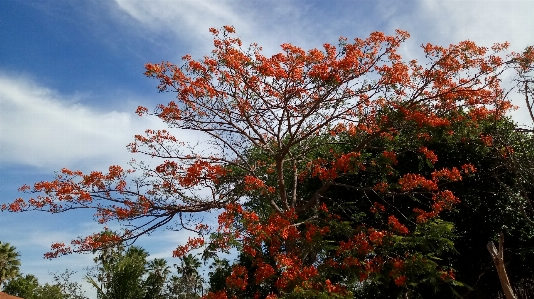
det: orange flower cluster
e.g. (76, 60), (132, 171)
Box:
(300, 152), (363, 182)
(243, 175), (275, 194)
(389, 258), (407, 286)
(399, 164), (475, 192)
(431, 167), (463, 182)
(413, 190), (461, 223)
(2, 198), (27, 212)
(201, 204), (350, 297)
(274, 254), (319, 289)
(255, 261), (276, 284)
(373, 182), (389, 193)
(398, 173), (438, 192)
(440, 269), (456, 281)
(172, 237), (205, 258)
(419, 146), (438, 164)
(388, 215), (409, 234)
(226, 265), (248, 291)
(382, 151), (398, 165)
(44, 242), (71, 259)
(44, 230), (122, 259)
(337, 230), (381, 256)
(370, 201), (386, 213)
(480, 134), (493, 146)
(179, 160), (227, 187)
(395, 164), (477, 223)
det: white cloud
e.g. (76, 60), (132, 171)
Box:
(0, 74), (172, 171)
(367, 1), (531, 66)
(112, 0), (331, 57)
(114, 0), (250, 49)
(0, 71), (222, 284)
(111, 0), (534, 76)
(418, 0), (534, 124)
(369, 1), (534, 126)
(416, 0), (533, 47)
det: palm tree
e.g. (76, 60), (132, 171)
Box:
(144, 258), (170, 299)
(0, 241), (21, 287)
(87, 245), (148, 299)
(173, 254), (203, 299)
(147, 258), (171, 282)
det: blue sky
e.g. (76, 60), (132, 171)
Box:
(1, 0), (533, 296)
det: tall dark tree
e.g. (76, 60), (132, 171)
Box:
(144, 258), (171, 299)
(214, 115), (534, 298)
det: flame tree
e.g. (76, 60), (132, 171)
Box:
(4, 26), (532, 298)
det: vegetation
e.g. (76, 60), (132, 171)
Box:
(87, 242), (209, 299)
(3, 271), (86, 299)
(0, 241), (21, 288)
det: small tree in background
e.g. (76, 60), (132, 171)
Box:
(0, 241), (21, 288)
(87, 245), (150, 299)
(167, 254), (204, 299)
(3, 272), (87, 299)
(3, 274), (40, 298)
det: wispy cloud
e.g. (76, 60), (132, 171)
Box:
(114, 0), (251, 51)
(417, 0), (534, 124)
(418, 0), (533, 46)
(0, 73), (171, 172)
(386, 0), (534, 51)
(111, 0), (342, 57)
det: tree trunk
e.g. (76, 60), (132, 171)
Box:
(487, 232), (517, 299)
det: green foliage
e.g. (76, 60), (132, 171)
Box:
(206, 114), (534, 298)
(87, 244), (206, 299)
(144, 258), (171, 299)
(325, 116), (534, 298)
(2, 272), (87, 299)
(207, 258), (231, 294)
(0, 241), (21, 287)
(280, 287), (353, 299)
(3, 274), (40, 298)
(34, 284), (65, 299)
(87, 245), (152, 299)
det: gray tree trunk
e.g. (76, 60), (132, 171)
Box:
(487, 232), (517, 299)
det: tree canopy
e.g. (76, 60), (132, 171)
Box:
(4, 26), (534, 298)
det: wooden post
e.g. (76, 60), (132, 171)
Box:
(487, 232), (517, 299)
